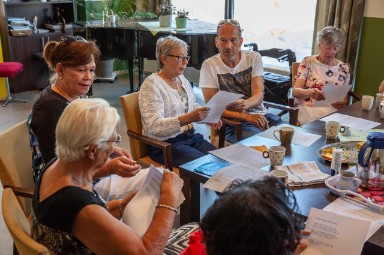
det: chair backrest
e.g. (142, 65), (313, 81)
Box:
(0, 120), (34, 214)
(2, 188), (50, 255)
(291, 62), (300, 86)
(120, 92), (149, 160)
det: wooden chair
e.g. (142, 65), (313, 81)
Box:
(2, 188), (50, 255)
(120, 92), (177, 172)
(0, 120), (34, 215)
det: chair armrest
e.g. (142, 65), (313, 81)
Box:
(127, 130), (174, 170)
(217, 118), (243, 147)
(264, 101), (299, 126)
(4, 185), (33, 198)
(348, 91), (361, 101)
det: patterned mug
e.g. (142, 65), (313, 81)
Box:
(263, 146), (286, 167)
(273, 126), (295, 146)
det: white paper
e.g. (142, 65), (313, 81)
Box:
(323, 197), (384, 241)
(209, 143), (269, 168)
(313, 84), (352, 107)
(122, 165), (184, 236)
(338, 128), (384, 142)
(298, 105), (337, 125)
(203, 163), (269, 192)
(202, 91), (243, 123)
(320, 113), (381, 131)
(257, 124), (321, 147)
(302, 208), (370, 255)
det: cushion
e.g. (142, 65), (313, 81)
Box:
(0, 62), (23, 78)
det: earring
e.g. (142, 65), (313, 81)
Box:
(60, 76), (63, 80)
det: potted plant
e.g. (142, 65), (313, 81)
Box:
(175, 9), (188, 29)
(156, 0), (175, 27)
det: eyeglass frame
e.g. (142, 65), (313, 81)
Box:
(100, 133), (121, 146)
(217, 19), (242, 34)
(60, 35), (87, 43)
(167, 54), (191, 62)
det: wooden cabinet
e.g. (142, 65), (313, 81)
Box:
(0, 0), (74, 92)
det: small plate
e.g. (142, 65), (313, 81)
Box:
(317, 141), (362, 164)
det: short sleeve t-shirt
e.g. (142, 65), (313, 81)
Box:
(199, 50), (266, 114)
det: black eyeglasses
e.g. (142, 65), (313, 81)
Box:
(60, 35), (87, 43)
(101, 133), (121, 146)
(167, 54), (191, 62)
(217, 19), (241, 30)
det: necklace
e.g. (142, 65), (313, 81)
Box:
(159, 72), (182, 91)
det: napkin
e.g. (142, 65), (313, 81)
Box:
(274, 161), (330, 186)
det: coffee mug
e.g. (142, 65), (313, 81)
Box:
(325, 121), (341, 139)
(273, 126), (295, 146)
(263, 146), (286, 167)
(270, 169), (288, 185)
(376, 93), (384, 108)
(362, 95), (374, 110)
(335, 171), (362, 192)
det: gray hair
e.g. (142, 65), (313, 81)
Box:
(317, 26), (345, 45)
(55, 98), (119, 162)
(156, 35), (188, 68)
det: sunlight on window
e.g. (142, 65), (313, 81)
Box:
(172, 0), (317, 71)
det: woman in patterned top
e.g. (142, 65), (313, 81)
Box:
(139, 36), (221, 167)
(293, 26), (350, 109)
(31, 98), (184, 254)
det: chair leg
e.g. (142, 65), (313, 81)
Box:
(2, 78), (28, 107)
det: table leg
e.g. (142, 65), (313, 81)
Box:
(180, 174), (201, 225)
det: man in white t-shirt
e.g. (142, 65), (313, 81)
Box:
(199, 19), (282, 143)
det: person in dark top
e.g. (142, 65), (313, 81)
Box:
(28, 35), (147, 201)
(31, 98), (184, 254)
(181, 177), (309, 255)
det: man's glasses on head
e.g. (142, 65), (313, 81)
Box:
(217, 19), (242, 32)
(60, 35), (87, 43)
(167, 54), (191, 62)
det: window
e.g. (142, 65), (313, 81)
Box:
(235, 0), (317, 71)
(173, 0), (317, 72)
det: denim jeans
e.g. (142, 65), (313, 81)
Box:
(225, 113), (283, 144)
(149, 129), (216, 167)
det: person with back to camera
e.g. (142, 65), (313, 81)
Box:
(293, 26), (350, 124)
(181, 177), (309, 255)
(139, 35), (221, 167)
(28, 35), (147, 201)
(199, 19), (283, 144)
(31, 98), (184, 254)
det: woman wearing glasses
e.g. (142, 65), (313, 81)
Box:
(29, 35), (146, 201)
(292, 26), (350, 124)
(31, 98), (184, 254)
(139, 35), (220, 167)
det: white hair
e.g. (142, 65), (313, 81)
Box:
(55, 98), (119, 162)
(156, 35), (188, 68)
(317, 26), (345, 46)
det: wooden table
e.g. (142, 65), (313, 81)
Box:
(179, 103), (384, 254)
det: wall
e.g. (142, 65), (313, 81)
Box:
(354, 0), (384, 97)
(0, 35), (6, 98)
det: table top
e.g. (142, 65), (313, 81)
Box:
(301, 100), (384, 133)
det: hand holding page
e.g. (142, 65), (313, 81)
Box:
(302, 208), (370, 255)
(313, 84), (352, 107)
(201, 91), (243, 123)
(122, 165), (185, 236)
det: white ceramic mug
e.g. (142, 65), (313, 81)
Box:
(270, 169), (288, 185)
(340, 125), (351, 136)
(325, 121), (341, 139)
(362, 95), (374, 110)
(263, 146), (286, 167)
(273, 126), (295, 146)
(376, 93), (384, 108)
(335, 171), (362, 192)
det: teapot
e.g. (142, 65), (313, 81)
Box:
(358, 132), (384, 188)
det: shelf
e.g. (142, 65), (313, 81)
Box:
(5, 1), (72, 6)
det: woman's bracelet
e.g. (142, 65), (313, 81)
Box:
(156, 204), (178, 214)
